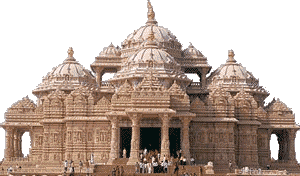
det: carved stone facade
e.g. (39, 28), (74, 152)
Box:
(1, 0), (299, 173)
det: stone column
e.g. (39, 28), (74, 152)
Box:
(288, 129), (297, 162)
(5, 127), (14, 160)
(181, 117), (192, 164)
(14, 129), (19, 157)
(107, 116), (120, 165)
(200, 67), (209, 88)
(127, 113), (141, 165)
(96, 67), (104, 87)
(160, 114), (171, 159)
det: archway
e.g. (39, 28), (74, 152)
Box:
(270, 134), (279, 160)
(102, 73), (115, 81)
(22, 131), (30, 157)
(272, 129), (289, 161)
(185, 73), (200, 82)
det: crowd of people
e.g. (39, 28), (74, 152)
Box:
(132, 148), (192, 174)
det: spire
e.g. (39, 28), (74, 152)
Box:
(65, 47), (76, 62)
(146, 0), (157, 25)
(226, 49), (236, 64)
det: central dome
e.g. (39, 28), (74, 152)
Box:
(121, 1), (182, 59)
(111, 30), (190, 89)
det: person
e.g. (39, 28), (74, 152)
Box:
(157, 153), (161, 161)
(148, 162), (152, 173)
(180, 156), (183, 165)
(143, 148), (147, 156)
(183, 156), (187, 165)
(163, 155), (166, 162)
(64, 160), (68, 173)
(191, 157), (195, 165)
(120, 166), (124, 176)
(90, 154), (94, 164)
(116, 166), (120, 176)
(163, 160), (168, 173)
(86, 159), (90, 176)
(174, 162), (179, 176)
(229, 160), (232, 173)
(111, 167), (116, 176)
(123, 148), (127, 158)
(15, 164), (19, 172)
(139, 161), (143, 173)
(78, 160), (83, 173)
(135, 162), (139, 174)
(153, 161), (158, 173)
(266, 165), (270, 170)
(199, 166), (202, 176)
(71, 160), (75, 176)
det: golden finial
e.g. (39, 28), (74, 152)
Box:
(227, 49), (236, 63)
(68, 47), (74, 58)
(146, 0), (157, 25)
(65, 47), (76, 62)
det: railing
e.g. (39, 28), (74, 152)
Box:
(235, 168), (287, 175)
(187, 82), (208, 93)
(101, 81), (113, 87)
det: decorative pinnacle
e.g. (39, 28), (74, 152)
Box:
(65, 47), (76, 62)
(145, 28), (157, 48)
(146, 0), (157, 25)
(227, 49), (236, 63)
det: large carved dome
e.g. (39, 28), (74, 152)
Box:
(33, 47), (97, 96)
(111, 31), (190, 89)
(121, 1), (182, 59)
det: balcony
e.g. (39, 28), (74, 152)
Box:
(100, 81), (115, 93)
(187, 82), (208, 94)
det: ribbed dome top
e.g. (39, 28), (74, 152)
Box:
(99, 43), (121, 57)
(127, 47), (178, 65)
(183, 43), (204, 58)
(33, 47), (97, 95)
(208, 50), (256, 80)
(121, 1), (182, 59)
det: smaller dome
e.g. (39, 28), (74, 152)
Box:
(99, 43), (121, 57)
(183, 43), (204, 58)
(33, 47), (97, 95)
(208, 50), (255, 80)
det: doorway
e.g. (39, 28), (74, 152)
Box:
(140, 127), (161, 152)
(169, 128), (181, 158)
(120, 127), (132, 158)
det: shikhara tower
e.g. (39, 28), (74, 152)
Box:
(1, 0), (299, 173)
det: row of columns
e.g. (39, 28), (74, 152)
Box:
(107, 113), (193, 165)
(5, 127), (24, 160)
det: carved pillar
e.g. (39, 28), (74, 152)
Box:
(160, 114), (171, 159)
(181, 117), (192, 163)
(5, 127), (14, 160)
(14, 129), (20, 158)
(200, 67), (209, 88)
(127, 113), (141, 165)
(96, 67), (104, 86)
(288, 129), (297, 162)
(107, 116), (120, 164)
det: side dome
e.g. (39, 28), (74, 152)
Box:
(121, 0), (182, 59)
(208, 50), (256, 81)
(207, 50), (269, 106)
(111, 30), (190, 89)
(33, 47), (98, 96)
(99, 43), (121, 57)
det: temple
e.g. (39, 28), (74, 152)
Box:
(1, 0), (299, 174)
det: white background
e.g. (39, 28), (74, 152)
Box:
(0, 0), (299, 163)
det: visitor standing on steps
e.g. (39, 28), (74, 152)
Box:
(63, 160), (68, 173)
(79, 160), (83, 173)
(85, 159), (90, 176)
(135, 162), (139, 174)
